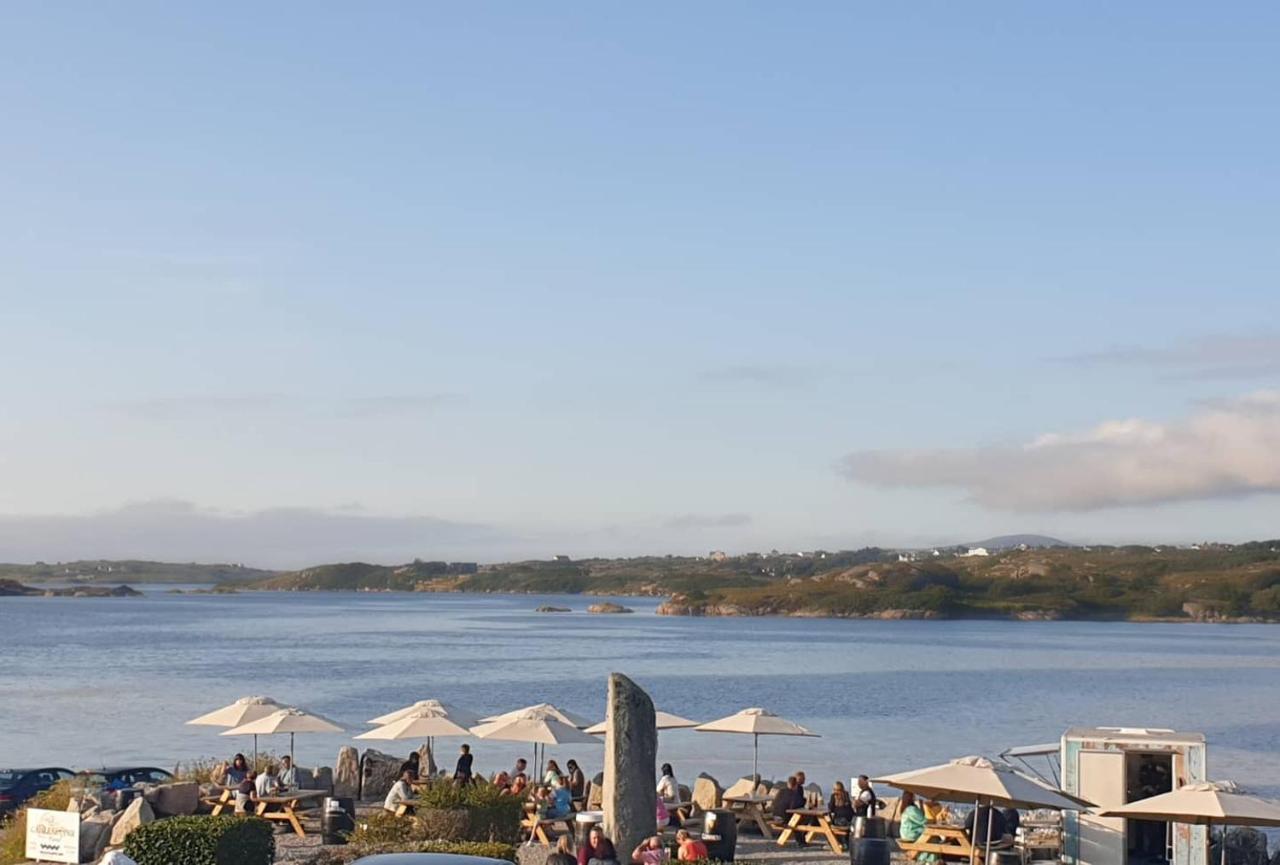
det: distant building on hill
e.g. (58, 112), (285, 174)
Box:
(962, 547), (990, 557)
(552, 554), (572, 563)
(708, 550), (729, 562)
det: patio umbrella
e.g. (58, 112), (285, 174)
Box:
(875, 756), (1093, 865)
(470, 706), (602, 778)
(186, 696), (287, 766)
(367, 699), (482, 728)
(222, 707), (344, 762)
(1097, 782), (1280, 865)
(584, 710), (699, 734)
(479, 703), (594, 729)
(356, 705), (476, 766)
(694, 708), (818, 782)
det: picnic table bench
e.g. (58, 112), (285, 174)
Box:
(252, 789), (327, 837)
(723, 794), (774, 839)
(896, 824), (1011, 863)
(777, 808), (847, 854)
(520, 810), (575, 846)
(201, 788), (234, 816)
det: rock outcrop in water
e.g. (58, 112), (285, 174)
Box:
(587, 602), (633, 614)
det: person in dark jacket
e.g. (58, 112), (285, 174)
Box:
(828, 781), (855, 826)
(578, 826), (619, 865)
(399, 751), (420, 781)
(854, 775), (880, 817)
(771, 776), (808, 846)
(965, 805), (1008, 845)
(454, 744), (473, 784)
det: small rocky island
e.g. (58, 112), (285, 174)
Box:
(535, 604), (571, 613)
(0, 579), (142, 598)
(587, 602), (634, 614)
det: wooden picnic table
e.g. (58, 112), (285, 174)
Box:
(253, 789), (327, 837)
(897, 823), (1009, 863)
(520, 808), (575, 846)
(723, 794), (774, 839)
(202, 788), (234, 816)
(778, 808), (846, 855)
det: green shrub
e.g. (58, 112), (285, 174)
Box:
(304, 840), (519, 864)
(347, 783), (522, 846)
(124, 815), (274, 865)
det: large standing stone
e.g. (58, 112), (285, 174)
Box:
(334, 746), (360, 798)
(691, 774), (723, 812)
(602, 672), (657, 856)
(417, 742), (437, 778)
(1224, 828), (1269, 865)
(109, 797), (155, 846)
(361, 749), (402, 801)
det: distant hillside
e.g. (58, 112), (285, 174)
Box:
(965, 534), (1072, 550)
(0, 560), (277, 584)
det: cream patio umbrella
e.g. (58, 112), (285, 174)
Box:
(694, 708), (818, 782)
(368, 699), (482, 728)
(1097, 782), (1280, 865)
(584, 710), (699, 734)
(186, 696), (287, 766)
(470, 705), (602, 778)
(356, 705), (477, 769)
(478, 703), (594, 729)
(222, 707), (344, 762)
(875, 756), (1093, 865)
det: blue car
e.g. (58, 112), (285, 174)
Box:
(0, 767), (75, 814)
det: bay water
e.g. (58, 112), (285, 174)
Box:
(3, 589), (1279, 796)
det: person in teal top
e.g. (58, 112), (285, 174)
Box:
(899, 791), (939, 863)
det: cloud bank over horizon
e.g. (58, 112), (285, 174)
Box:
(840, 392), (1280, 512)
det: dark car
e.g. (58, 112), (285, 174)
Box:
(0, 767), (75, 813)
(84, 766), (175, 789)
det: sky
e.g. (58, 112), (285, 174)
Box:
(1, 3), (1278, 567)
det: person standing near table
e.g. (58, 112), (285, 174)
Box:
(854, 775), (880, 817)
(454, 744), (474, 784)
(278, 755), (298, 790)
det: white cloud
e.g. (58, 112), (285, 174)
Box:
(839, 392), (1280, 511)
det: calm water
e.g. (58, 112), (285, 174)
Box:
(3, 589), (1280, 795)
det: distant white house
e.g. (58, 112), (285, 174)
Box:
(961, 547), (990, 557)
(552, 554), (572, 563)
(708, 550), (729, 562)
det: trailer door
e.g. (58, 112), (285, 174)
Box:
(1077, 750), (1126, 865)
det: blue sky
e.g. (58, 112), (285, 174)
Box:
(2, 3), (1278, 566)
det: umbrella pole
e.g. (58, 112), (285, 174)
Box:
(254, 735), (259, 769)
(984, 803), (994, 865)
(753, 734), (759, 784)
(1222, 822), (1227, 865)
(291, 732), (295, 764)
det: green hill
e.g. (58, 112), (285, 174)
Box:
(0, 559), (276, 584)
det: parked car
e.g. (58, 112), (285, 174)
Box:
(350, 856), (512, 865)
(83, 766), (175, 789)
(0, 767), (75, 813)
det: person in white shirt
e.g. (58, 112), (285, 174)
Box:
(278, 755), (298, 790)
(384, 769), (416, 814)
(656, 763), (678, 802)
(255, 765), (280, 798)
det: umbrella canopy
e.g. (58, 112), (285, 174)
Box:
(222, 708), (344, 762)
(874, 756), (1092, 810)
(585, 711), (699, 735)
(478, 703), (593, 729)
(356, 709), (474, 741)
(367, 699), (482, 728)
(695, 708), (818, 780)
(1097, 782), (1280, 827)
(471, 707), (601, 778)
(187, 696), (286, 728)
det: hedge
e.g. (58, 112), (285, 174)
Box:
(305, 840), (518, 864)
(124, 815), (274, 865)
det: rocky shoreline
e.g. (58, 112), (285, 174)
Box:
(0, 579), (142, 598)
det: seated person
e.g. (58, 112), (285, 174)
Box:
(383, 769), (416, 814)
(567, 759), (587, 802)
(549, 780), (573, 818)
(254, 764), (280, 798)
(632, 835), (670, 865)
(224, 754), (249, 787)
(234, 771), (257, 814)
(923, 798), (948, 823)
(548, 835), (577, 865)
(399, 752), (420, 782)
(899, 792), (939, 862)
(770, 776), (807, 846)
(277, 755), (298, 790)
(829, 781), (855, 826)
(533, 785), (553, 818)
(493, 771), (512, 794)
(964, 804), (1008, 846)
(675, 829), (708, 862)
(655, 796), (669, 830)
(510, 774), (530, 798)
(1001, 807), (1021, 837)
(578, 826), (619, 865)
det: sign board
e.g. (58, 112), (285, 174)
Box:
(25, 808), (80, 864)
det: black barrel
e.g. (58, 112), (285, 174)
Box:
(850, 837), (891, 865)
(854, 816), (887, 839)
(988, 850), (1022, 865)
(702, 809), (738, 861)
(321, 796), (355, 845)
